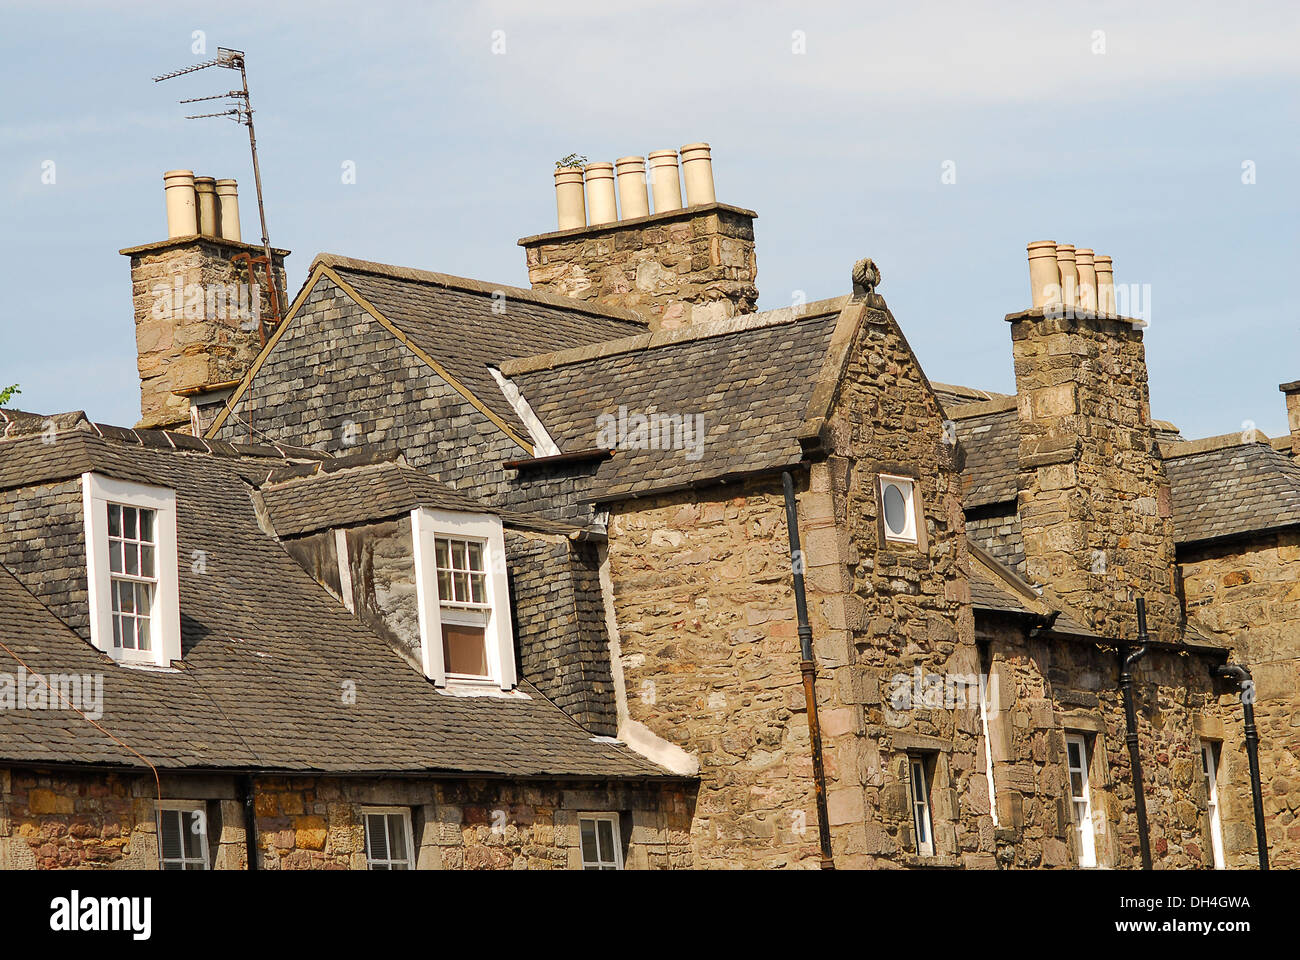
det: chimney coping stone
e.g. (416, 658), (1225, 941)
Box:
(516, 201), (757, 247)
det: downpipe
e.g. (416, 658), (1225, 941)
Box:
(1214, 663), (1269, 870)
(1119, 597), (1152, 870)
(241, 774), (259, 871)
(782, 470), (835, 870)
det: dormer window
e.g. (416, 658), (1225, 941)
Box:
(411, 508), (516, 690)
(81, 473), (182, 667)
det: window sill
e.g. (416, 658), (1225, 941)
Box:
(436, 679), (529, 700)
(902, 853), (962, 869)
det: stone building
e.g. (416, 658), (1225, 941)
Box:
(0, 148), (1294, 869)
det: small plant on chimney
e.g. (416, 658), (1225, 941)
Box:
(554, 153), (587, 170)
(0, 384), (19, 407)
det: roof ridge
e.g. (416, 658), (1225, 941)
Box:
(311, 253), (648, 328)
(498, 297), (850, 378)
(1161, 431), (1273, 460)
(947, 396), (1018, 420)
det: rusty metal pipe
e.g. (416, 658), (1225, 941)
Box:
(782, 470), (835, 869)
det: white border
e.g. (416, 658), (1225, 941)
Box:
(81, 472), (182, 667)
(577, 812), (624, 870)
(879, 474), (918, 544)
(411, 507), (515, 690)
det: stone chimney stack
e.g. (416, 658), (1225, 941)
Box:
(121, 171), (288, 433)
(1008, 242), (1180, 642)
(519, 143), (757, 331)
(1280, 380), (1300, 456)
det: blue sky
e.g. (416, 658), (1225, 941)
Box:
(3, 0), (1297, 438)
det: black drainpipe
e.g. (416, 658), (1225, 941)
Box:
(782, 470), (835, 870)
(1119, 597), (1153, 870)
(1214, 662), (1269, 870)
(241, 774), (259, 871)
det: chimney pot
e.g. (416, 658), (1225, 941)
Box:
(214, 179), (241, 242)
(1026, 240), (1060, 308)
(163, 170), (198, 238)
(584, 162), (617, 225)
(615, 157), (649, 220)
(679, 142), (716, 206)
(1055, 243), (1078, 308)
(194, 177), (219, 238)
(1094, 255), (1116, 316)
(1075, 248), (1097, 312)
(554, 166), (587, 230)
(647, 150), (683, 213)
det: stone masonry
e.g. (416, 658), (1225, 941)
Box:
(519, 203), (758, 330)
(1008, 309), (1181, 643)
(122, 236), (288, 430)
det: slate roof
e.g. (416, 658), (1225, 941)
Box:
(950, 405), (1020, 509)
(317, 255), (647, 438)
(0, 429), (672, 778)
(1163, 439), (1300, 546)
(501, 300), (850, 502)
(261, 459), (584, 538)
(966, 543), (1096, 638)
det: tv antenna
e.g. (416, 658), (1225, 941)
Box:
(153, 47), (283, 335)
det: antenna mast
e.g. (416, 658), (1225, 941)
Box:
(153, 47), (284, 334)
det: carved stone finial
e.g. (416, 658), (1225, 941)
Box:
(852, 258), (881, 298)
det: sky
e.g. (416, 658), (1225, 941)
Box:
(2, 0), (1297, 439)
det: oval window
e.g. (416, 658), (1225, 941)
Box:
(883, 482), (908, 536)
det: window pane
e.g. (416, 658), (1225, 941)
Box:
(366, 814), (388, 861)
(182, 811), (205, 860)
(580, 820), (598, 865)
(136, 581), (154, 616)
(139, 509), (155, 544)
(1067, 741), (1082, 769)
(452, 571), (469, 603)
(108, 504), (121, 538)
(124, 543), (139, 576)
(884, 482), (909, 535)
(123, 507), (138, 541)
(116, 579), (135, 614)
(452, 540), (469, 571)
(467, 541), (484, 572)
(435, 538), (449, 570)
(469, 573), (486, 605)
(160, 810), (182, 860)
(442, 623), (488, 676)
(387, 814), (408, 863)
(437, 570), (452, 602)
(136, 616), (151, 652)
(597, 819), (615, 864)
(109, 539), (123, 574)
(141, 544), (155, 579)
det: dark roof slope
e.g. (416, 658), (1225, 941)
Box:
(0, 431), (669, 779)
(1164, 439), (1300, 546)
(502, 302), (848, 502)
(261, 459), (583, 538)
(318, 255), (646, 437)
(951, 407), (1020, 508)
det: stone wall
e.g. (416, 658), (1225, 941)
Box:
(0, 768), (692, 870)
(979, 617), (1242, 868)
(519, 204), (758, 330)
(1181, 529), (1300, 868)
(123, 237), (287, 430)
(1008, 310), (1181, 643)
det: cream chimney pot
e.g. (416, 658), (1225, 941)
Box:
(584, 162), (617, 225)
(554, 166), (587, 230)
(1055, 243), (1078, 308)
(648, 150), (683, 214)
(615, 157), (649, 220)
(1075, 248), (1097, 313)
(194, 177), (219, 238)
(215, 179), (241, 242)
(1094, 255), (1116, 316)
(163, 170), (198, 238)
(679, 143), (716, 206)
(1027, 241), (1061, 308)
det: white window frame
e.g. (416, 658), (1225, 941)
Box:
(879, 474), (918, 544)
(1201, 740), (1226, 869)
(156, 801), (209, 870)
(411, 507), (515, 690)
(1065, 733), (1097, 867)
(82, 473), (182, 667)
(578, 813), (624, 870)
(362, 806), (416, 870)
(909, 755), (935, 857)
(979, 677), (999, 827)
